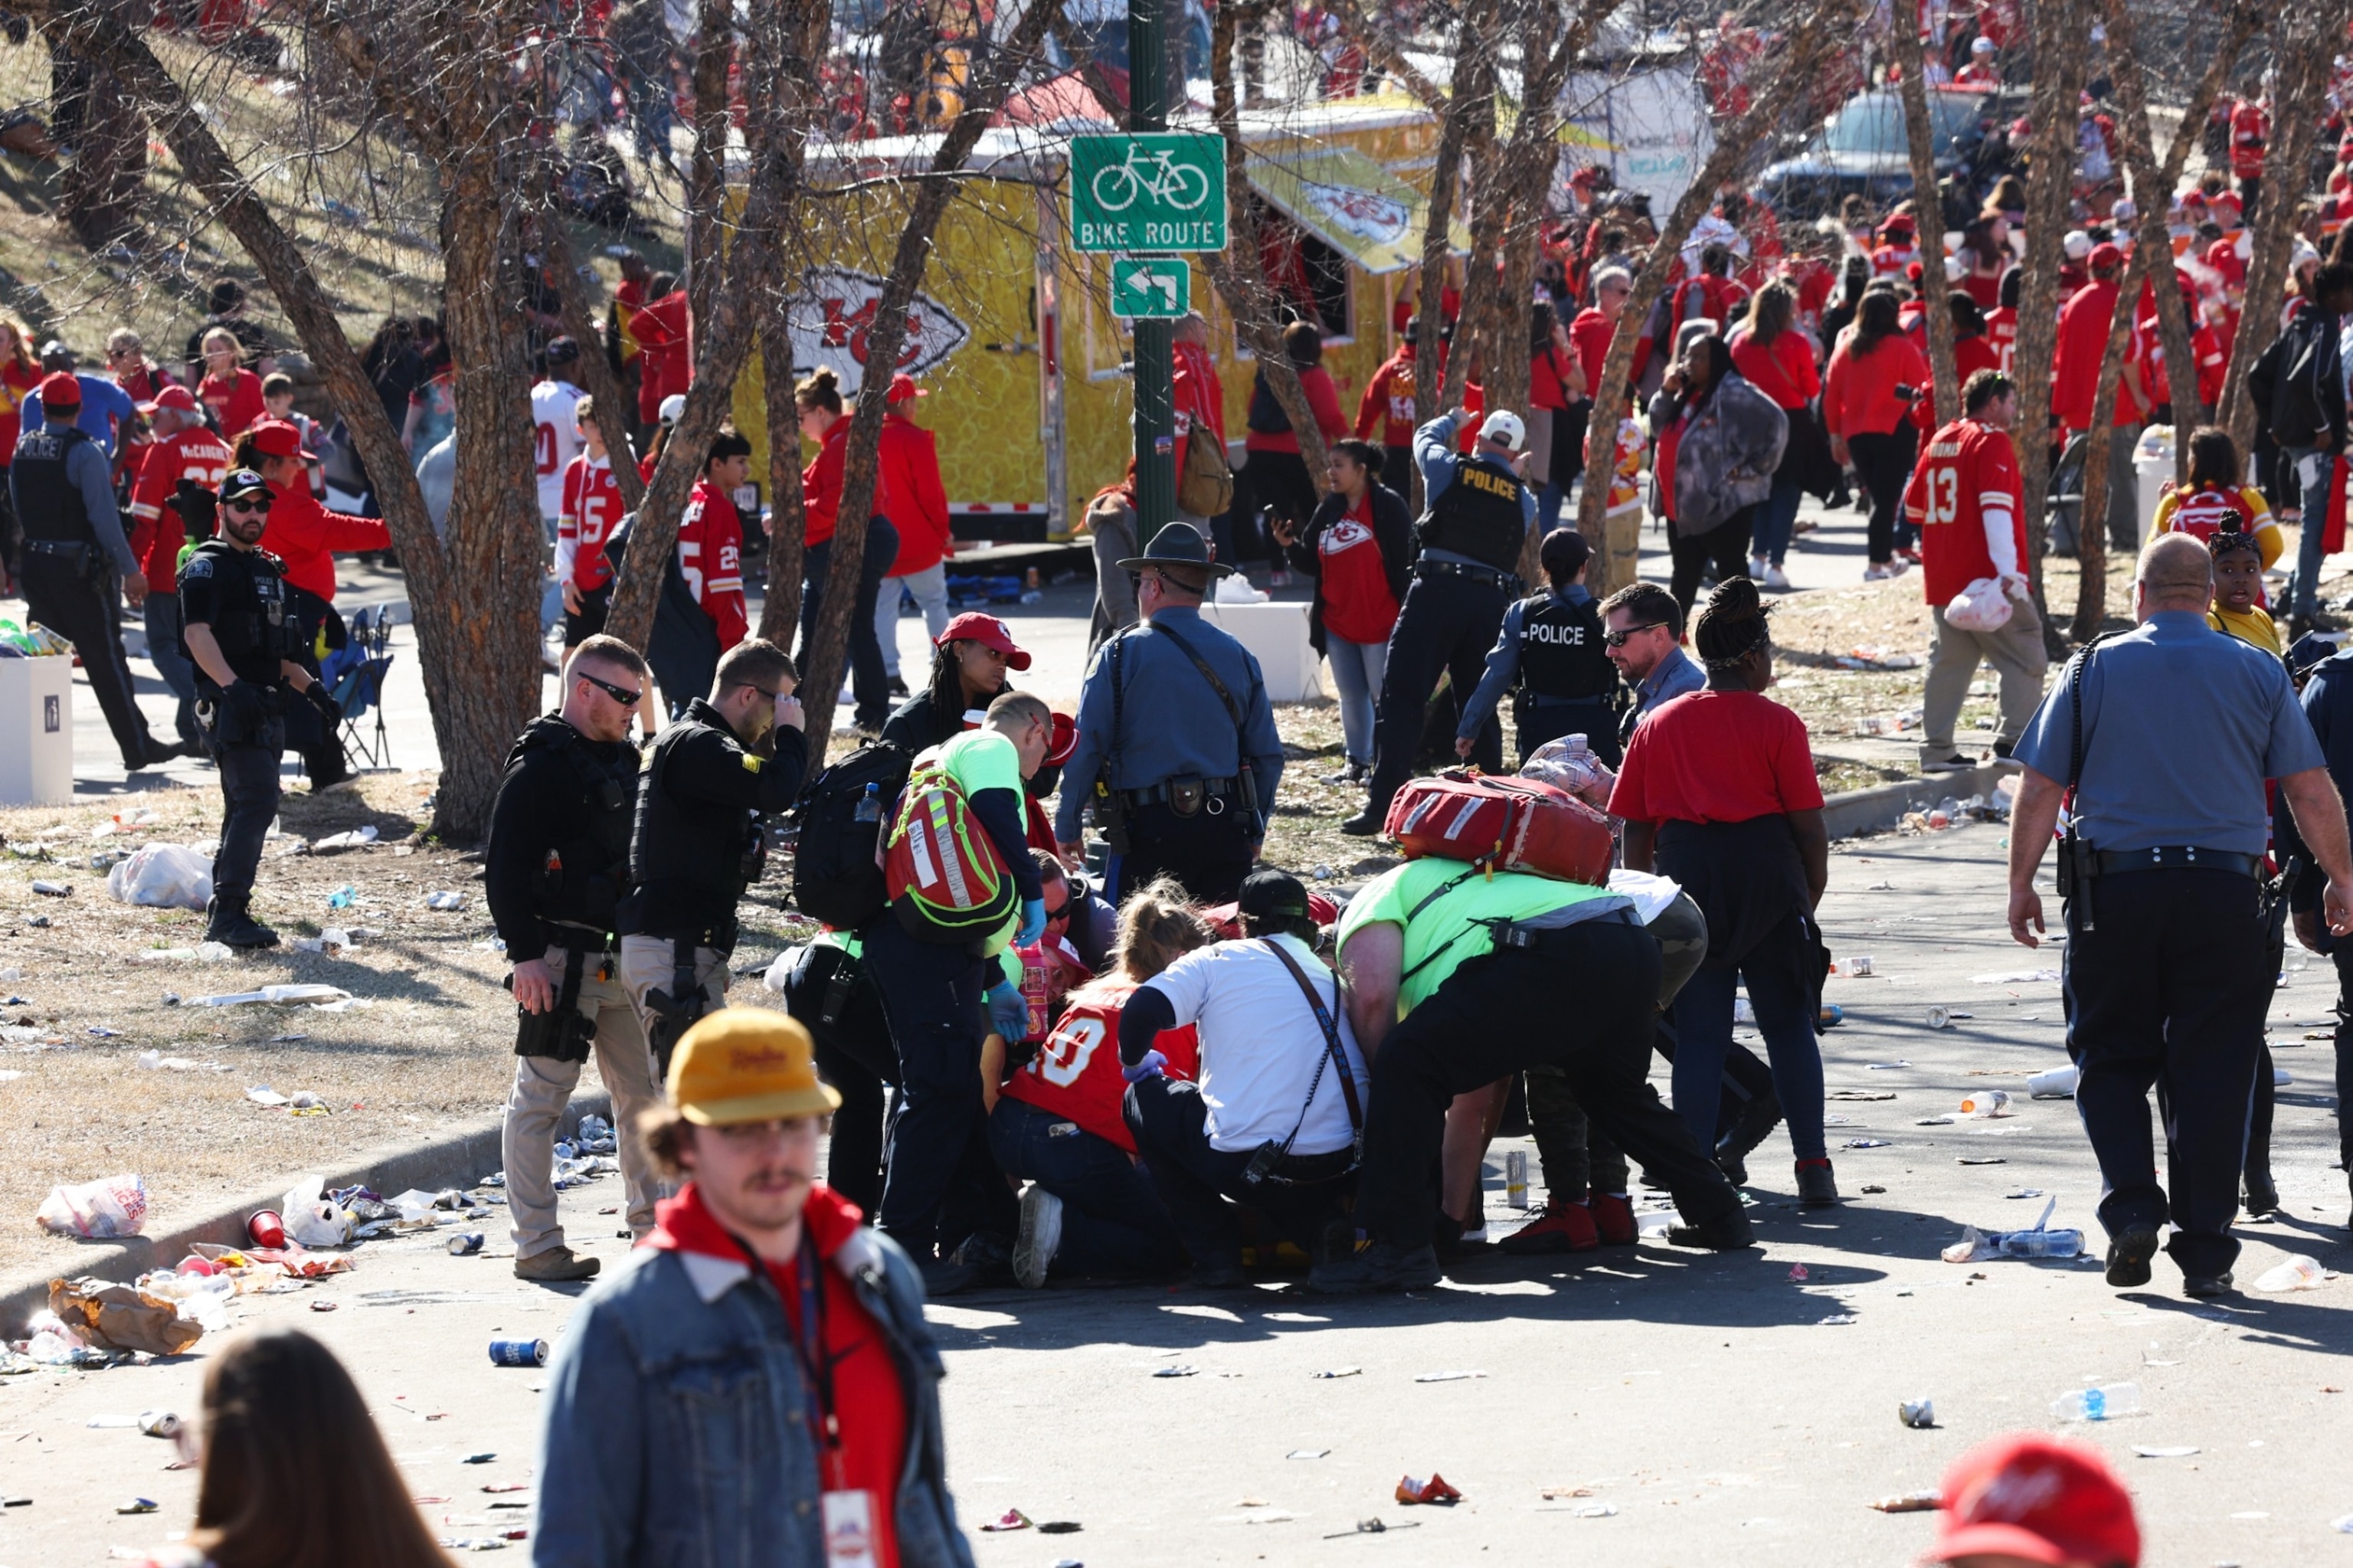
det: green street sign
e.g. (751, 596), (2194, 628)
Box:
(1110, 257), (1191, 319)
(1070, 133), (1227, 253)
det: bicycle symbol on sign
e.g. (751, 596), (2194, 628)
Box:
(1089, 142), (1211, 213)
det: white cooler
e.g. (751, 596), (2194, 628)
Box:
(1199, 601), (1324, 703)
(0, 654), (73, 804)
(2135, 425), (2178, 537)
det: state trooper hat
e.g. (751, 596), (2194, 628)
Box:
(1116, 520), (1234, 579)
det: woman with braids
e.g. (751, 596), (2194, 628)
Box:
(881, 612), (1071, 851)
(1648, 331), (1788, 618)
(990, 879), (1213, 1288)
(1608, 576), (1835, 1206)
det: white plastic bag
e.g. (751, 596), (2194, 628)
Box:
(37, 1174), (149, 1238)
(1944, 578), (2013, 633)
(106, 844), (214, 912)
(281, 1175), (353, 1248)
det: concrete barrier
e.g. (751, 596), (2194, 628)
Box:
(1820, 763), (2013, 841)
(3, 1092), (610, 1336)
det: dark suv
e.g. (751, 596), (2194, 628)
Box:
(1756, 85), (2027, 221)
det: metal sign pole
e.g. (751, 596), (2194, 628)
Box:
(1127, 0), (1176, 535)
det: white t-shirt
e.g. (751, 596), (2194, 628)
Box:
(530, 379), (585, 522)
(1142, 933), (1366, 1156)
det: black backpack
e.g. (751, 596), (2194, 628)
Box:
(787, 740), (913, 928)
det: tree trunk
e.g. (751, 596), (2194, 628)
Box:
(1576, 0), (1864, 597)
(2218, 12), (2331, 451)
(49, 2), (144, 250)
(1897, 26), (1957, 421)
(686, 0), (733, 330)
(756, 313), (811, 648)
(2099, 0), (2257, 483)
(792, 0), (1062, 757)
(2070, 247), (2150, 642)
(1409, 0), (1496, 467)
(2010, 0), (2088, 643)
(1202, 0), (1330, 493)
(543, 220), (651, 510)
(1323, 0), (1447, 109)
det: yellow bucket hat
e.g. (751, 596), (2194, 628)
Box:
(665, 1009), (843, 1126)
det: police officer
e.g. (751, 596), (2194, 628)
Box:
(10, 371), (176, 771)
(1054, 522), (1284, 903)
(617, 638), (807, 1077)
(485, 634), (656, 1284)
(177, 469), (339, 948)
(1343, 407), (1537, 835)
(1312, 854), (1752, 1291)
(2007, 534), (2353, 1298)
(1451, 527), (1624, 768)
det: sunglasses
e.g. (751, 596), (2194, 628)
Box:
(223, 499), (271, 515)
(1603, 622), (1667, 647)
(579, 670), (642, 706)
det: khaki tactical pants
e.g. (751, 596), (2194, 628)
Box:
(1921, 595), (2049, 761)
(502, 944), (664, 1259)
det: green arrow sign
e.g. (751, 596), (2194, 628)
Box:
(1110, 257), (1191, 319)
(1070, 133), (1227, 254)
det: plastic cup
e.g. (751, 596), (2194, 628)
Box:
(246, 1210), (287, 1249)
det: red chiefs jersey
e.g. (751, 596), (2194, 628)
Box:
(2230, 100), (2269, 180)
(127, 425), (234, 591)
(1355, 349), (1418, 447)
(1905, 418), (2024, 606)
(559, 454), (623, 593)
(1002, 980), (1201, 1153)
(1317, 493), (1401, 645)
(1985, 306), (2018, 373)
(677, 479), (748, 648)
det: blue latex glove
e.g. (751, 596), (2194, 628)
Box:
(1121, 1048), (1169, 1084)
(1017, 896), (1047, 946)
(986, 980), (1028, 1041)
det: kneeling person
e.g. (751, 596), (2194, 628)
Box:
(992, 882), (1210, 1287)
(1121, 870), (1366, 1287)
(1314, 861), (1752, 1292)
(486, 635), (656, 1283)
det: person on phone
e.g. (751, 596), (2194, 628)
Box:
(1271, 438), (1412, 784)
(617, 639), (809, 1087)
(1648, 334), (1787, 617)
(1824, 288), (1931, 579)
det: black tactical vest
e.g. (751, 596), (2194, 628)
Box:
(1419, 453), (1528, 573)
(1516, 592), (1617, 702)
(11, 424), (93, 544)
(505, 715), (640, 935)
(178, 541), (303, 686)
(626, 706), (763, 934)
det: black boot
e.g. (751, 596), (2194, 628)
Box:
(1714, 1088), (1783, 1187)
(205, 894), (278, 949)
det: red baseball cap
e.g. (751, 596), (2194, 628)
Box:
(885, 372), (927, 404)
(1924, 1435), (2140, 1566)
(1045, 710), (1079, 767)
(937, 611), (1030, 670)
(38, 370), (80, 408)
(2088, 241), (2125, 271)
(246, 418), (316, 461)
(141, 384), (199, 416)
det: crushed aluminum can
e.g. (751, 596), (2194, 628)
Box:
(1898, 1397), (1936, 1429)
(447, 1232), (486, 1256)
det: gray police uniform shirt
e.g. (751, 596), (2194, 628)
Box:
(1055, 604), (1286, 843)
(2011, 611), (2324, 857)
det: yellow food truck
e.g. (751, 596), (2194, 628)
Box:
(741, 93), (1470, 542)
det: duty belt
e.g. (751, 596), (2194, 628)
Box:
(2090, 846), (2264, 879)
(1123, 776), (1239, 810)
(1415, 558), (1521, 592)
(21, 538), (93, 561)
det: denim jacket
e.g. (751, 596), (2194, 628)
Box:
(532, 1225), (976, 1568)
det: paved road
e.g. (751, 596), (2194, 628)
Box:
(7, 821), (2348, 1566)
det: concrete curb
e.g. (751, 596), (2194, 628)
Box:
(3, 1092), (610, 1337)
(1821, 764), (2013, 841)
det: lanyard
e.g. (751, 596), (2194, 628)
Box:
(733, 1228), (843, 1481)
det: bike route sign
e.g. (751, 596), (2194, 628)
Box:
(1070, 133), (1226, 253)
(1109, 257), (1192, 319)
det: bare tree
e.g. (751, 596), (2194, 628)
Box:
(2010, 0), (2089, 637)
(1896, 28), (1956, 421)
(1576, 0), (1867, 597)
(1408, 0), (1497, 458)
(2217, 11), (2332, 453)
(790, 0), (1065, 755)
(2100, 0), (2260, 483)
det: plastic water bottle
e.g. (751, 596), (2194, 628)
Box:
(1959, 1088), (2011, 1117)
(1995, 1228), (2083, 1259)
(2050, 1382), (2142, 1422)
(853, 782), (882, 823)
(2253, 1255), (2330, 1292)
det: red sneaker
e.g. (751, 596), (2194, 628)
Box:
(1588, 1190), (1638, 1246)
(1498, 1198), (1599, 1254)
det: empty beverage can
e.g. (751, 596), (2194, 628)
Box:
(1504, 1151), (1529, 1210)
(447, 1232), (485, 1255)
(1847, 954), (1874, 977)
(489, 1337), (548, 1367)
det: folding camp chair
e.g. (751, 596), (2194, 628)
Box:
(327, 604), (397, 769)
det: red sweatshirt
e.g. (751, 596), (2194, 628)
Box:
(876, 413), (950, 576)
(1172, 340), (1227, 482)
(801, 417), (849, 548)
(1823, 332), (1930, 440)
(257, 478), (391, 601)
(645, 1183), (907, 1568)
